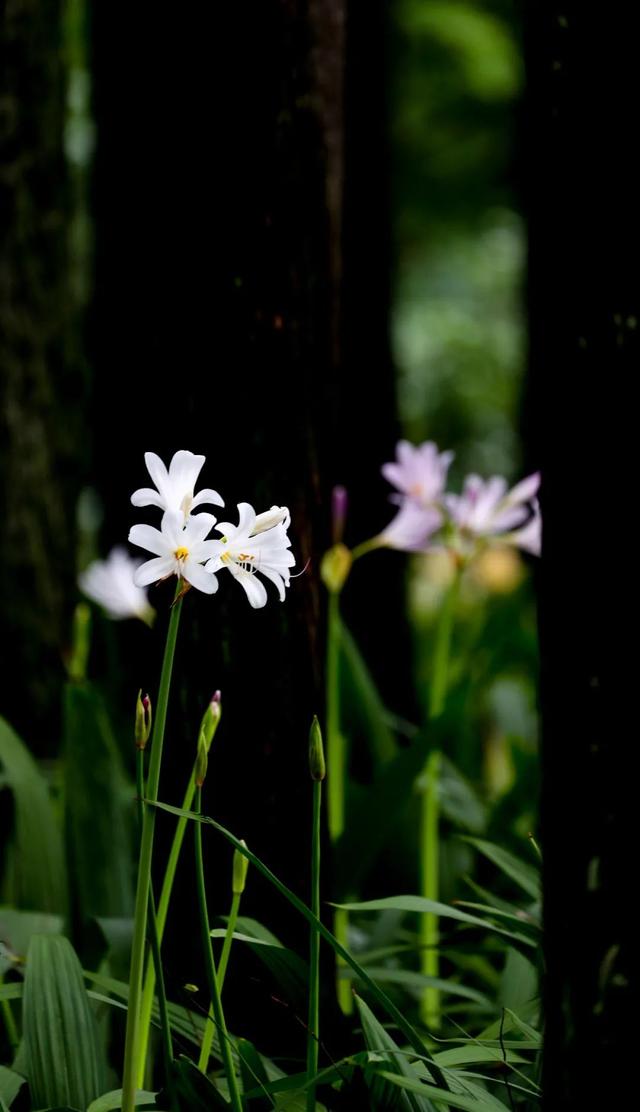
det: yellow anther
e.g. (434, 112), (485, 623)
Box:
(174, 546), (189, 560)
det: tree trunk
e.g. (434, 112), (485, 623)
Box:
(0, 0), (85, 746)
(527, 4), (639, 1103)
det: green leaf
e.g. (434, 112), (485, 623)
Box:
(0, 908), (63, 964)
(460, 839), (540, 900)
(150, 801), (450, 1093)
(432, 1046), (527, 1068)
(339, 620), (397, 765)
(86, 1090), (158, 1111)
(237, 1037), (271, 1110)
(166, 1055), (229, 1110)
(228, 917), (309, 1011)
(374, 1071), (511, 1111)
(22, 934), (106, 1109)
(352, 968), (491, 1007)
(0, 717), (67, 913)
(333, 896), (536, 948)
(355, 994), (433, 1111)
(62, 684), (134, 919)
(0, 1066), (25, 1110)
(438, 756), (487, 834)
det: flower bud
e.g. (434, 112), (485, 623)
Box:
(195, 729), (209, 788)
(308, 715), (326, 781)
(331, 485), (348, 545)
(320, 543), (352, 594)
(199, 690), (222, 750)
(68, 602), (92, 683)
(135, 690), (152, 750)
(232, 840), (249, 895)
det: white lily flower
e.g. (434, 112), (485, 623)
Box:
(205, 502), (295, 608)
(131, 450), (224, 521)
(129, 511), (220, 594)
(79, 547), (155, 623)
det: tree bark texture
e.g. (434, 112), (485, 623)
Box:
(0, 0), (86, 745)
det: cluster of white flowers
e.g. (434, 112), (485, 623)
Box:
(380, 440), (541, 558)
(80, 450), (295, 617)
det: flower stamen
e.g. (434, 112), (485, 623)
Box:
(174, 546), (189, 560)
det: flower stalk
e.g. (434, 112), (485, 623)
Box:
(121, 592), (183, 1112)
(306, 717), (325, 1111)
(419, 566), (461, 1030)
(193, 787), (242, 1109)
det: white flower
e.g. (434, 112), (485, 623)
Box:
(205, 502), (295, 608)
(131, 450), (224, 521)
(129, 511), (220, 594)
(79, 547), (155, 623)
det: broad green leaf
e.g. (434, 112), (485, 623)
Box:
(499, 948), (538, 1014)
(0, 717), (67, 913)
(22, 934), (106, 1109)
(351, 967), (490, 1007)
(438, 756), (487, 834)
(333, 896), (536, 948)
(227, 916), (308, 1010)
(237, 1037), (271, 1109)
(460, 839), (540, 899)
(433, 1046), (527, 1067)
(62, 683), (134, 919)
(355, 993), (433, 1111)
(0, 1066), (25, 1110)
(0, 908), (63, 963)
(0, 983), (21, 1002)
(87, 1090), (157, 1111)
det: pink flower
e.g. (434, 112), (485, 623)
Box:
(379, 440), (453, 551)
(445, 472), (541, 555)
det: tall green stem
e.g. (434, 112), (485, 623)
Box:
(135, 749), (174, 1092)
(419, 570), (460, 1030)
(326, 592), (351, 1013)
(121, 595), (182, 1112)
(193, 787), (242, 1109)
(198, 890), (241, 1073)
(306, 776), (322, 1111)
(137, 762), (201, 1083)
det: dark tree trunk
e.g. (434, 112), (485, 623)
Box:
(0, 0), (85, 745)
(89, 0), (402, 1058)
(527, 4), (639, 1104)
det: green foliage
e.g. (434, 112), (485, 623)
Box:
(62, 682), (134, 921)
(0, 717), (68, 915)
(22, 934), (106, 1110)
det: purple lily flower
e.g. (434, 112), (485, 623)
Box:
(445, 472), (541, 555)
(379, 440), (453, 551)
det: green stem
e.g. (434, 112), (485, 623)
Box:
(306, 777), (322, 1112)
(137, 760), (202, 1084)
(198, 890), (241, 1072)
(194, 788), (242, 1109)
(0, 974), (19, 1051)
(419, 570), (460, 1030)
(135, 748), (174, 1094)
(121, 594), (182, 1112)
(326, 592), (351, 1014)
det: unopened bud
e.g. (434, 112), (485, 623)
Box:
(320, 543), (352, 594)
(308, 715), (326, 781)
(68, 602), (92, 683)
(232, 840), (249, 895)
(331, 485), (348, 545)
(195, 729), (209, 788)
(199, 690), (222, 750)
(135, 690), (152, 749)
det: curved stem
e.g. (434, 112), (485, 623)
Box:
(121, 594), (182, 1112)
(194, 787), (242, 1110)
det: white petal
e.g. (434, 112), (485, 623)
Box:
(160, 511), (185, 548)
(191, 538), (223, 561)
(144, 452), (169, 494)
(168, 450), (205, 493)
(257, 564), (287, 601)
(227, 563), (268, 607)
(183, 512), (217, 545)
(182, 560), (219, 594)
(191, 487), (225, 509)
(131, 487), (165, 509)
(252, 506), (289, 533)
(129, 523), (169, 556)
(134, 556), (175, 586)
